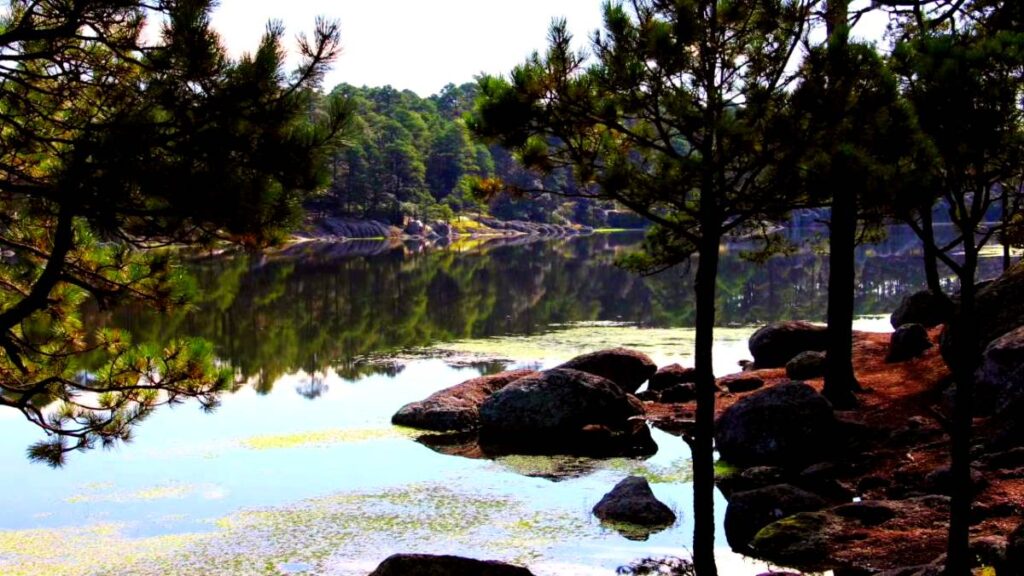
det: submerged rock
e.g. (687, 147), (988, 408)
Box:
(367, 553), (536, 576)
(592, 475), (676, 538)
(724, 484), (828, 551)
(556, 348), (657, 393)
(749, 321), (828, 368)
(715, 382), (837, 467)
(391, 369), (537, 431)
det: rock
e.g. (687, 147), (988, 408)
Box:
(392, 369), (536, 431)
(647, 364), (697, 392)
(970, 536), (1007, 571)
(432, 221), (452, 238)
(974, 325), (1024, 413)
(976, 447), (1024, 470)
(890, 290), (953, 329)
(721, 375), (765, 393)
(749, 321), (829, 368)
(750, 511), (835, 568)
(923, 465), (988, 496)
(479, 368), (644, 438)
(1007, 521), (1024, 576)
(724, 484), (828, 550)
(592, 476), (676, 532)
(831, 501), (897, 526)
(715, 382), (837, 467)
(367, 553), (536, 576)
(786, 351), (827, 380)
(556, 348), (657, 393)
(404, 219), (425, 236)
(942, 262), (1024, 365)
(732, 466), (789, 492)
(659, 383), (696, 403)
(886, 323), (933, 363)
(634, 389), (661, 402)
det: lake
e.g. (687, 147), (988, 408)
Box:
(0, 230), (1007, 576)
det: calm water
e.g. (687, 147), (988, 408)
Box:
(0, 231), (1008, 576)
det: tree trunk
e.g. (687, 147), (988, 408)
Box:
(820, 0), (861, 408)
(920, 205), (944, 294)
(945, 245), (979, 575)
(692, 228), (721, 576)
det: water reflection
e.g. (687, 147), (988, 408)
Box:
(99, 228), (1002, 395)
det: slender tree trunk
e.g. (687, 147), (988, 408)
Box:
(1003, 189), (1012, 272)
(692, 227), (721, 576)
(920, 205), (945, 294)
(822, 0), (859, 408)
(946, 244), (979, 575)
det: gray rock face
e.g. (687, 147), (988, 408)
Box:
(890, 290), (953, 329)
(724, 484), (828, 551)
(786, 351), (827, 380)
(555, 348), (657, 393)
(975, 324), (1024, 414)
(592, 476), (676, 528)
(749, 321), (828, 368)
(715, 382), (837, 467)
(367, 554), (536, 576)
(479, 368), (644, 436)
(647, 364), (697, 392)
(391, 369), (537, 431)
(886, 323), (933, 363)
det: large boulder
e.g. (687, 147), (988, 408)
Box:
(724, 484), (828, 551)
(647, 364), (697, 392)
(974, 262), (1024, 349)
(592, 476), (676, 531)
(480, 368), (644, 437)
(886, 323), (933, 363)
(749, 321), (828, 368)
(786, 351), (826, 380)
(890, 290), (954, 329)
(974, 324), (1024, 413)
(392, 369), (536, 431)
(556, 348), (657, 393)
(715, 382), (837, 467)
(367, 554), (535, 576)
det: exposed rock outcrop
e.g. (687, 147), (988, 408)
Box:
(786, 351), (827, 380)
(715, 382), (837, 467)
(391, 369), (537, 431)
(647, 364), (697, 392)
(886, 323), (932, 363)
(749, 321), (828, 368)
(480, 368), (644, 434)
(555, 348), (657, 394)
(890, 290), (953, 329)
(724, 484), (828, 551)
(974, 324), (1024, 413)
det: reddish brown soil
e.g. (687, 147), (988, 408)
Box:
(644, 328), (1023, 571)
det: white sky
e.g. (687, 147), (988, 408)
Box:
(208, 0), (889, 98)
(209, 0), (606, 97)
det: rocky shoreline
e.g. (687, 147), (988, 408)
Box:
(293, 214), (595, 244)
(377, 262), (1024, 575)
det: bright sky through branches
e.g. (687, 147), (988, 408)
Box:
(209, 0), (888, 98)
(210, 0), (605, 97)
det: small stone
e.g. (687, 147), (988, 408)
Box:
(722, 376), (765, 393)
(647, 364), (697, 392)
(886, 323), (933, 363)
(659, 383), (696, 403)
